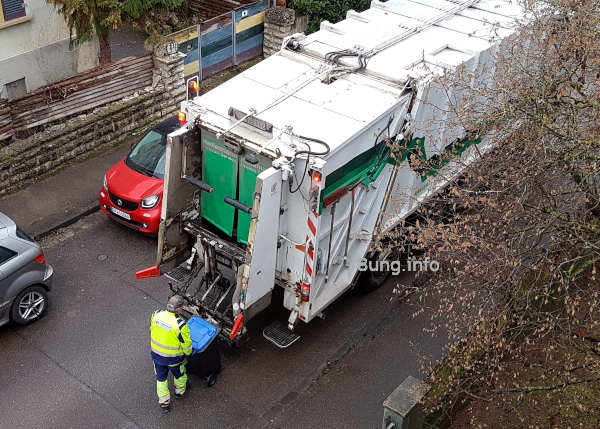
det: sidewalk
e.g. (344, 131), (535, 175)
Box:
(0, 141), (131, 239)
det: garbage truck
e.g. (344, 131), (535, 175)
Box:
(136, 0), (523, 347)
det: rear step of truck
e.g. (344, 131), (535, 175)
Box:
(263, 321), (301, 349)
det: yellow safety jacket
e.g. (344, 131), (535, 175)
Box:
(150, 310), (193, 364)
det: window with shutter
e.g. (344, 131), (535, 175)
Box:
(1, 0), (26, 21)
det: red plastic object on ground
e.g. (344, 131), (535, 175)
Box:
(135, 265), (161, 279)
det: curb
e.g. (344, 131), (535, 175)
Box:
(34, 202), (100, 240)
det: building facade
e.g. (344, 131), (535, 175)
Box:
(0, 0), (99, 98)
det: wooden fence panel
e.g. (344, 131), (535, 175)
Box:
(0, 100), (13, 141)
(189, 0), (257, 20)
(200, 14), (234, 79)
(234, 1), (269, 64)
(168, 0), (269, 82)
(0, 54), (153, 140)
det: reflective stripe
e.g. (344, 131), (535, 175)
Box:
(173, 363), (187, 394)
(151, 338), (180, 351)
(151, 347), (184, 358)
(151, 310), (192, 360)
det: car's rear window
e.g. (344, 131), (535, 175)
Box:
(0, 245), (17, 265)
(16, 227), (34, 242)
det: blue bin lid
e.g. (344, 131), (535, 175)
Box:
(186, 316), (220, 353)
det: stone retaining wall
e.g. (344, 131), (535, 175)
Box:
(0, 52), (185, 196)
(264, 7), (309, 57)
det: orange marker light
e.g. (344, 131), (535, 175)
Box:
(177, 111), (187, 126)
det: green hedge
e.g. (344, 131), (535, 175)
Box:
(288, 0), (372, 33)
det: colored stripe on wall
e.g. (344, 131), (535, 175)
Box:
(202, 45), (234, 69)
(171, 29), (198, 45)
(202, 57), (234, 79)
(235, 11), (265, 33)
(183, 45), (199, 64)
(234, 2), (267, 22)
(184, 61), (199, 77)
(201, 23), (233, 48)
(201, 37), (233, 58)
(235, 33), (264, 56)
(235, 24), (263, 47)
(235, 45), (263, 64)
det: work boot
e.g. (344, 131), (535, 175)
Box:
(175, 382), (191, 399)
(160, 403), (170, 414)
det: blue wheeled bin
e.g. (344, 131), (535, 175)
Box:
(186, 316), (221, 386)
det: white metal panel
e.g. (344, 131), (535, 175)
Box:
(242, 53), (315, 90)
(304, 165), (394, 321)
(245, 167), (283, 307)
(192, 55), (404, 157)
(191, 0), (523, 164)
(373, 0), (445, 21)
(439, 15), (514, 39)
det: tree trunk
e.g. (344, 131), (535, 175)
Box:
(99, 33), (112, 65)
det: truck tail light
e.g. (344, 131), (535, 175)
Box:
(312, 171), (322, 184)
(34, 252), (46, 265)
(186, 76), (199, 101)
(301, 282), (310, 302)
(177, 112), (187, 126)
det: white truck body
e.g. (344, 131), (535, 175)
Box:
(150, 0), (523, 344)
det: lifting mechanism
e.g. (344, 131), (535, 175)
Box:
(166, 222), (246, 338)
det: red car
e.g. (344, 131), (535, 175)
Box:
(99, 116), (180, 234)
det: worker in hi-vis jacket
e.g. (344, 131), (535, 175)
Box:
(150, 295), (193, 413)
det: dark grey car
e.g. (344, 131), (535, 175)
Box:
(0, 212), (53, 326)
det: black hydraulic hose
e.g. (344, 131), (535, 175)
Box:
(289, 154), (310, 194)
(293, 134), (331, 158)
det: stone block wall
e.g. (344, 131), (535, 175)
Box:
(264, 7), (309, 57)
(0, 52), (185, 196)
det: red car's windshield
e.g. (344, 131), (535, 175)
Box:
(126, 130), (166, 179)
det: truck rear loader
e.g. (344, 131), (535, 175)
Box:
(137, 0), (524, 347)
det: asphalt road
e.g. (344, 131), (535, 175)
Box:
(0, 211), (444, 429)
